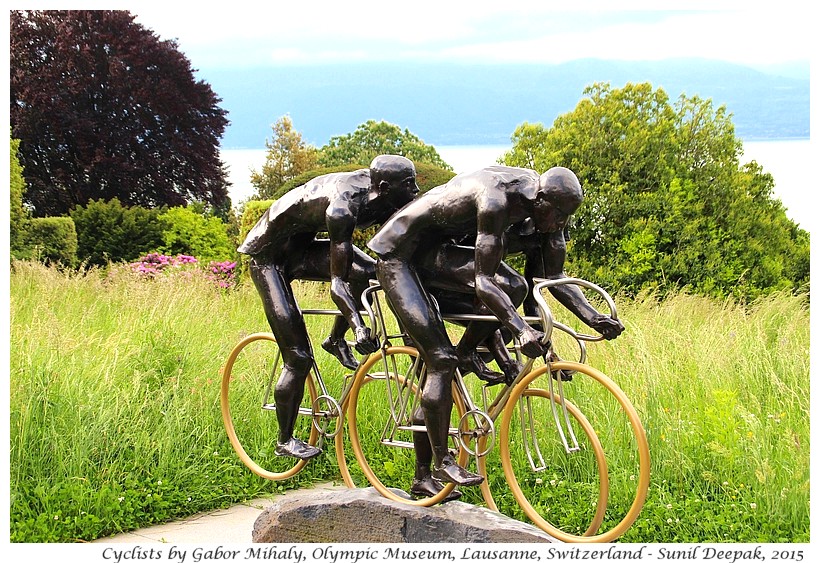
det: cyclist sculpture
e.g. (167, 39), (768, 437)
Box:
(238, 155), (419, 460)
(367, 165), (624, 498)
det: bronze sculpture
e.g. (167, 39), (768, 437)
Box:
(238, 155), (419, 460)
(367, 165), (624, 497)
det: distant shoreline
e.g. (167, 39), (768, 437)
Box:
(219, 136), (811, 152)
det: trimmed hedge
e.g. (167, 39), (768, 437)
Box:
(26, 217), (78, 267)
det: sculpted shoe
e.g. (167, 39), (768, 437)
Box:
(274, 437), (322, 460)
(499, 360), (523, 386)
(410, 475), (462, 502)
(458, 352), (506, 386)
(431, 455), (484, 487)
(322, 336), (359, 371)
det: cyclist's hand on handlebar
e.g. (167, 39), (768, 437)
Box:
(590, 315), (625, 340)
(518, 325), (548, 358)
(354, 326), (380, 354)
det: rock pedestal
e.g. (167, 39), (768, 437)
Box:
(252, 487), (555, 543)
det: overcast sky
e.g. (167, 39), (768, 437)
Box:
(40, 1), (809, 71)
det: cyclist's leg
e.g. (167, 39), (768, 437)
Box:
(425, 247), (527, 383)
(288, 240), (376, 370)
(409, 405), (462, 501)
(249, 256), (320, 460)
(430, 289), (505, 385)
(376, 256), (483, 486)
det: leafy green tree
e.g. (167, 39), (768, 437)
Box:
(71, 198), (166, 266)
(158, 206), (234, 263)
(10, 132), (31, 259)
(504, 82), (808, 300)
(10, 10), (229, 216)
(318, 120), (452, 170)
(250, 115), (319, 199)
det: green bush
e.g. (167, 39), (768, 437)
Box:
(157, 206), (234, 263)
(71, 198), (165, 266)
(26, 217), (78, 267)
(238, 199), (274, 243)
(413, 161), (457, 194)
(10, 132), (31, 259)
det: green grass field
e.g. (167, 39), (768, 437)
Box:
(9, 261), (810, 542)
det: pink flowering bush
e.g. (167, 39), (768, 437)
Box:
(206, 260), (237, 289)
(130, 253), (236, 289)
(131, 253), (198, 277)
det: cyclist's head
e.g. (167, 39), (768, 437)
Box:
(532, 167), (583, 234)
(370, 155), (420, 207)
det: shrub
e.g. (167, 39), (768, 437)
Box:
(130, 252), (198, 277)
(10, 132), (31, 259)
(26, 217), (78, 267)
(157, 206), (234, 263)
(413, 161), (457, 194)
(129, 253), (237, 290)
(206, 260), (238, 289)
(71, 198), (165, 266)
(238, 200), (274, 244)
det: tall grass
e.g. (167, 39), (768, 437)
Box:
(9, 261), (810, 542)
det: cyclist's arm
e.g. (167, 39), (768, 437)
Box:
(473, 197), (539, 349)
(326, 203), (368, 335)
(541, 231), (623, 339)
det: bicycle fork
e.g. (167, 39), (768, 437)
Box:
(518, 363), (582, 474)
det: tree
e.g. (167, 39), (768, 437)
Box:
(10, 131), (30, 258)
(10, 10), (230, 217)
(318, 120), (452, 170)
(250, 115), (318, 199)
(504, 82), (809, 300)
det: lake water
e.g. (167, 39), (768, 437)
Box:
(222, 139), (814, 234)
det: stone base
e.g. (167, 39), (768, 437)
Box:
(253, 487), (555, 543)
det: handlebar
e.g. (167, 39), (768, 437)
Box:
(361, 277), (618, 355)
(531, 277), (619, 344)
(362, 279), (383, 336)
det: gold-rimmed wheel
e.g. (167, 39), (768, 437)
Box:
(220, 333), (319, 480)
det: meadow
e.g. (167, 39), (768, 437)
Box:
(9, 260), (810, 543)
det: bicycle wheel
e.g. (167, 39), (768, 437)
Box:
(476, 388), (608, 537)
(220, 333), (319, 480)
(500, 361), (650, 543)
(346, 346), (469, 506)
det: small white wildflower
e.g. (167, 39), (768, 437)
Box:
(118, 497), (125, 502)
(750, 503), (757, 510)
(667, 518), (673, 524)
(666, 504), (673, 509)
(535, 478), (543, 484)
(157, 480), (162, 486)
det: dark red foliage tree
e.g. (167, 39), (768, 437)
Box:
(10, 10), (231, 217)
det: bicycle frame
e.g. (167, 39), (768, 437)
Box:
(358, 276), (620, 462)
